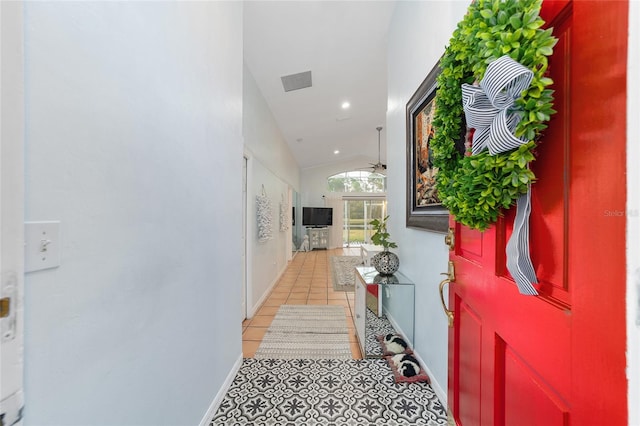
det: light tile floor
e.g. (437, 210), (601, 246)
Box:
(242, 247), (362, 359)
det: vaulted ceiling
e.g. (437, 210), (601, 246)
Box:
(243, 1), (396, 170)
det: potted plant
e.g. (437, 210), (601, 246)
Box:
(369, 216), (399, 276)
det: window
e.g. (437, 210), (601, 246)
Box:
(327, 171), (386, 193)
(327, 170), (387, 247)
(343, 198), (387, 247)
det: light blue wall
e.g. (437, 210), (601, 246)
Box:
(243, 66), (300, 192)
(243, 66), (301, 315)
(386, 0), (468, 404)
(23, 2), (243, 424)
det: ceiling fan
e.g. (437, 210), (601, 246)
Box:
(369, 126), (387, 175)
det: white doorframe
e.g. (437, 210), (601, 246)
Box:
(242, 151), (254, 319)
(0, 1), (26, 424)
(286, 187), (292, 261)
(241, 155), (248, 321)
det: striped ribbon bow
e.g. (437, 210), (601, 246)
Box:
(461, 55), (539, 295)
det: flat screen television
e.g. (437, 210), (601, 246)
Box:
(302, 207), (333, 227)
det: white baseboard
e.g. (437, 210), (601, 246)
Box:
(384, 309), (447, 410)
(199, 354), (243, 426)
(411, 350), (448, 409)
(384, 309), (448, 409)
(247, 264), (287, 318)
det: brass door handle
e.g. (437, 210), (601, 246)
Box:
(439, 278), (454, 327)
(438, 261), (455, 327)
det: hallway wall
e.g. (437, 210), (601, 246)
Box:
(243, 66), (300, 192)
(22, 3), (243, 425)
(386, 1), (469, 404)
(243, 65), (301, 316)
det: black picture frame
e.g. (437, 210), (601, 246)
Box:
(406, 62), (449, 233)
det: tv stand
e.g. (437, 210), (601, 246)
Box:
(306, 227), (329, 250)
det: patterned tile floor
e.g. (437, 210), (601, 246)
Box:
(210, 358), (448, 425)
(228, 249), (448, 425)
(365, 309), (397, 357)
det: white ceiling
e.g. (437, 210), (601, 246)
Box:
(243, 1), (396, 170)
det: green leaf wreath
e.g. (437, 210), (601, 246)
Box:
(431, 0), (557, 230)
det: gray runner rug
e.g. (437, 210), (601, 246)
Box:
(330, 255), (363, 291)
(254, 305), (351, 359)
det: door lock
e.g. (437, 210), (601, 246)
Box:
(444, 227), (455, 251)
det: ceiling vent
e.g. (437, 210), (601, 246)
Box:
(281, 71), (312, 92)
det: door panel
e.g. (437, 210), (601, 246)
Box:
(453, 223), (572, 424)
(454, 301), (482, 426)
(458, 226), (483, 263)
(529, 7), (571, 303)
(503, 345), (570, 426)
(448, 1), (628, 425)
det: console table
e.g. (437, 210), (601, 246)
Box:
(354, 266), (415, 358)
(306, 227), (329, 250)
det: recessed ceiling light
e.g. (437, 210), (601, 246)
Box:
(334, 150), (340, 155)
(341, 101), (350, 109)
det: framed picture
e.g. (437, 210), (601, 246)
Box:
(406, 62), (449, 233)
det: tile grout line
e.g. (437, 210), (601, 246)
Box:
(242, 248), (362, 358)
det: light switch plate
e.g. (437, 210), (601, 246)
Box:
(25, 221), (61, 273)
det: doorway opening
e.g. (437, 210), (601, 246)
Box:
(342, 198), (387, 247)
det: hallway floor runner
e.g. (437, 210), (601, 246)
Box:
(254, 305), (351, 360)
(330, 255), (363, 291)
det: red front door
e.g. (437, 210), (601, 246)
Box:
(447, 1), (628, 425)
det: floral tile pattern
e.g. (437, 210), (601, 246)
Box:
(210, 358), (447, 425)
(365, 309), (397, 357)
